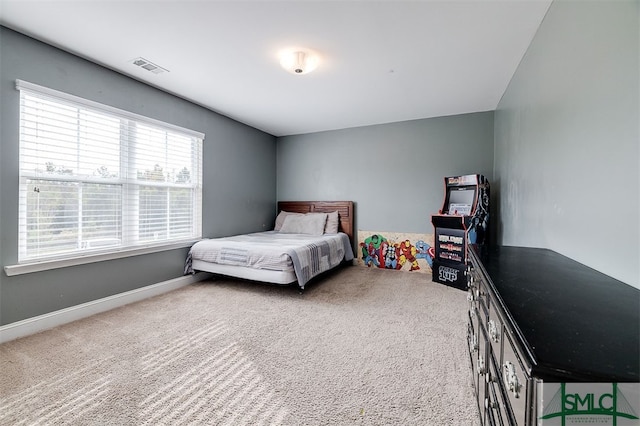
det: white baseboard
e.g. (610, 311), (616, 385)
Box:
(0, 272), (211, 344)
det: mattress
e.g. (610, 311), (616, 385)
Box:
(185, 231), (354, 289)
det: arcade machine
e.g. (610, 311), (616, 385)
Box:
(431, 174), (489, 290)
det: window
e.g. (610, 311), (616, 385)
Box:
(17, 80), (203, 263)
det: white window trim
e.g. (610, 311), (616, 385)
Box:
(4, 239), (199, 276)
(14, 79), (204, 268)
(15, 80), (205, 140)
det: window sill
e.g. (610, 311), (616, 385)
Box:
(3, 240), (198, 276)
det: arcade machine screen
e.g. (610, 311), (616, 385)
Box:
(446, 187), (476, 216)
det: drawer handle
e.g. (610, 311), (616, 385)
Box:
(503, 361), (522, 398)
(488, 320), (500, 343)
(484, 398), (498, 410)
(478, 355), (486, 375)
(467, 293), (477, 312)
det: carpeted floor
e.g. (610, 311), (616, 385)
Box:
(0, 266), (480, 425)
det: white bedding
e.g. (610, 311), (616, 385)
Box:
(185, 231), (354, 289)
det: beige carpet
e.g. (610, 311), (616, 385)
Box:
(0, 266), (480, 425)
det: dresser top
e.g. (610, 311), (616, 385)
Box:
(475, 245), (639, 382)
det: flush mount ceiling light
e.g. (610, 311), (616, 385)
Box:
(279, 49), (319, 75)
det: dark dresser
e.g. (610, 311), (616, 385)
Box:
(467, 245), (640, 426)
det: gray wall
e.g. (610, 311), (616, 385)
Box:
(277, 111), (495, 235)
(494, 1), (639, 287)
(0, 27), (277, 325)
(5, 0), (635, 325)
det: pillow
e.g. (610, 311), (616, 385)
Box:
(279, 213), (328, 235)
(274, 211), (303, 231)
(324, 211), (339, 234)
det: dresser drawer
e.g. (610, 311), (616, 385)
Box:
(485, 293), (505, 367)
(468, 309), (478, 357)
(487, 355), (512, 426)
(476, 320), (490, 426)
(467, 279), (479, 313)
(502, 331), (529, 425)
(486, 385), (506, 426)
(468, 262), (490, 307)
(476, 275), (490, 309)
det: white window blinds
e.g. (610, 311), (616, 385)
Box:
(17, 80), (203, 263)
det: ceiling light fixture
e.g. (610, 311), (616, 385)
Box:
(279, 49), (319, 75)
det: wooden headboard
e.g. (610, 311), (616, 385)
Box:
(277, 201), (354, 245)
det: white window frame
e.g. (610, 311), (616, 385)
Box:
(7, 80), (204, 275)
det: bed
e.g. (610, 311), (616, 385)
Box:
(185, 201), (355, 291)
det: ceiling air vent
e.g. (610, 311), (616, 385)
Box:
(130, 57), (169, 74)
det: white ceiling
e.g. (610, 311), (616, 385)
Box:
(0, 0), (552, 137)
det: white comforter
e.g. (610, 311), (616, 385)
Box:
(185, 231), (354, 288)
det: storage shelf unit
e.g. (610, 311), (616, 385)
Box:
(467, 245), (639, 425)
